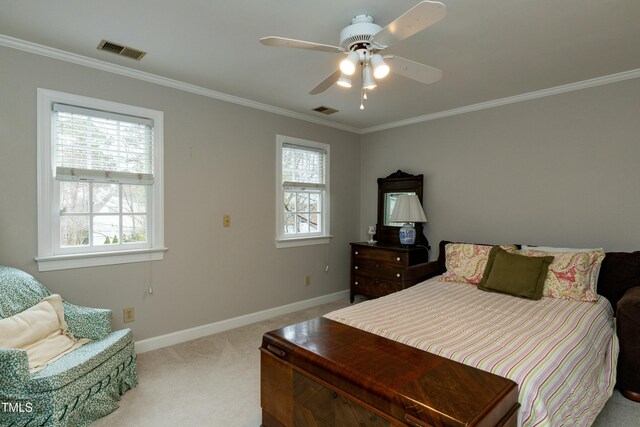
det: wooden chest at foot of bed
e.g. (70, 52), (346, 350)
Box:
(260, 317), (519, 427)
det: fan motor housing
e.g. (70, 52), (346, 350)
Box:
(340, 14), (382, 50)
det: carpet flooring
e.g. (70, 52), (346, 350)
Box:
(93, 298), (639, 426)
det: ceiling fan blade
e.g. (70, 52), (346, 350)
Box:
(371, 1), (446, 49)
(385, 55), (442, 84)
(309, 69), (342, 95)
(260, 37), (345, 54)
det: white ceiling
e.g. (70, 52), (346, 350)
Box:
(2, 0), (640, 131)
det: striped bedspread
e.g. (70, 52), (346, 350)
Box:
(325, 276), (618, 427)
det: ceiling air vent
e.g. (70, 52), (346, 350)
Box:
(312, 106), (339, 115)
(97, 40), (146, 61)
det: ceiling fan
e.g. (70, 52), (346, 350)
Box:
(260, 1), (446, 110)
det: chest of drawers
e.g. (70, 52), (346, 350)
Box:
(350, 242), (428, 302)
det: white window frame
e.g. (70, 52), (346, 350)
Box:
(36, 88), (166, 271)
(276, 135), (331, 248)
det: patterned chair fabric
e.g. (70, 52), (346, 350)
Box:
(0, 266), (137, 426)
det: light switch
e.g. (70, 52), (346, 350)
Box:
(223, 215), (231, 227)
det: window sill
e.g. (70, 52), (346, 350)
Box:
(276, 235), (332, 249)
(35, 247), (168, 272)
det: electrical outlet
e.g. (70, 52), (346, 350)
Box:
(223, 214), (231, 227)
(305, 275), (311, 286)
(123, 307), (135, 323)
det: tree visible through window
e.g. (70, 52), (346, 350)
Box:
(54, 105), (153, 250)
(282, 145), (324, 234)
(277, 136), (330, 246)
(37, 89), (165, 271)
(59, 182), (147, 247)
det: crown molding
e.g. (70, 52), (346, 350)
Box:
(2, 33), (639, 136)
(0, 34), (360, 134)
(359, 68), (640, 134)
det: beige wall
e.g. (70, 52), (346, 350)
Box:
(361, 78), (640, 257)
(0, 46), (361, 339)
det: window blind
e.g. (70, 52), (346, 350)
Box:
(281, 143), (326, 189)
(53, 103), (154, 185)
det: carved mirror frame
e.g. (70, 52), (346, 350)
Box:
(375, 170), (428, 247)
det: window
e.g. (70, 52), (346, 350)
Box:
(36, 89), (165, 271)
(276, 135), (330, 248)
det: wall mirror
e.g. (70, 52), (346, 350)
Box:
(375, 170), (428, 246)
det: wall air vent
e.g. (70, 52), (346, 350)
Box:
(97, 40), (146, 61)
(312, 106), (339, 115)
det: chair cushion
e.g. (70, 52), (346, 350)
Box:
(0, 294), (90, 373)
(0, 266), (51, 318)
(28, 328), (133, 392)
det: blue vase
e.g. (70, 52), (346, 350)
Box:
(399, 223), (416, 245)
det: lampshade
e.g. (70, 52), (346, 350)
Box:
(389, 195), (427, 223)
(337, 73), (352, 88)
(340, 51), (359, 76)
(371, 54), (390, 79)
(362, 65), (377, 90)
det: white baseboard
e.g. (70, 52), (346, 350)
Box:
(134, 289), (349, 354)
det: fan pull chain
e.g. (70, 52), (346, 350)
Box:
(360, 65), (365, 110)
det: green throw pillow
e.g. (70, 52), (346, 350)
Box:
(478, 247), (554, 300)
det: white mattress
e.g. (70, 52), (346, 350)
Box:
(325, 276), (618, 427)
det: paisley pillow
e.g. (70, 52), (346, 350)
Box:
(518, 249), (605, 301)
(440, 243), (517, 285)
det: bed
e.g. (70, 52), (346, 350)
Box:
(260, 241), (636, 427)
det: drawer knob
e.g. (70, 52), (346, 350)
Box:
(397, 273), (401, 278)
(355, 251), (359, 255)
(354, 281), (358, 286)
(396, 257), (401, 261)
(354, 266), (358, 270)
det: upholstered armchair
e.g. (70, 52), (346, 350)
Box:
(0, 266), (137, 426)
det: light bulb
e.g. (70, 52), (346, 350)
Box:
(339, 51), (359, 76)
(371, 54), (390, 79)
(360, 103), (364, 110)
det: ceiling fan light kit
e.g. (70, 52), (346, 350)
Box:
(260, 1), (446, 110)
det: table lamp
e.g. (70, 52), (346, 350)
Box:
(389, 194), (427, 245)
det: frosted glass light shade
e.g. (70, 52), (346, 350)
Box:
(362, 65), (377, 90)
(389, 195), (427, 223)
(371, 54), (390, 79)
(337, 73), (352, 88)
(340, 51), (359, 76)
